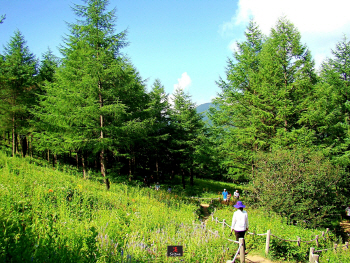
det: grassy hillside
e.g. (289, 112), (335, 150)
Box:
(0, 152), (232, 262)
(0, 152), (348, 262)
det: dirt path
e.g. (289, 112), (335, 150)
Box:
(201, 203), (210, 222)
(200, 204), (286, 263)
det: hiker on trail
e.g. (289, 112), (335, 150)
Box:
(222, 189), (228, 202)
(346, 206), (350, 221)
(144, 176), (149, 187)
(231, 201), (249, 251)
(234, 190), (239, 200)
(227, 192), (232, 202)
(155, 182), (160, 191)
(167, 186), (172, 193)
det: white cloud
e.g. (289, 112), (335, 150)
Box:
(228, 39), (239, 53)
(169, 72), (192, 106)
(222, 0), (350, 68)
(232, 0), (350, 35)
(173, 72), (191, 91)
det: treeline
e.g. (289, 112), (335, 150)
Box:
(1, 0), (350, 227)
(209, 19), (350, 227)
(0, 0), (215, 190)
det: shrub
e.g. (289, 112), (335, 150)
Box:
(251, 147), (345, 228)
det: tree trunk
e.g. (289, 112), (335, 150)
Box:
(12, 115), (15, 157)
(82, 154), (86, 179)
(76, 152), (79, 169)
(99, 81), (110, 190)
(47, 149), (50, 163)
(181, 168), (186, 189)
(129, 158), (132, 182)
(30, 135), (33, 158)
(15, 133), (18, 154)
(21, 135), (27, 157)
(53, 154), (57, 168)
(190, 167), (194, 186)
(95, 155), (98, 170)
(100, 149), (110, 189)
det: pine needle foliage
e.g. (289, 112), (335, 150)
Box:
(33, 0), (148, 189)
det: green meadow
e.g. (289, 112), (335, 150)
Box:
(0, 152), (349, 262)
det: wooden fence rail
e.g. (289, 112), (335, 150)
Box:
(210, 213), (350, 262)
(192, 219), (247, 262)
(225, 238), (245, 263)
(309, 242), (349, 263)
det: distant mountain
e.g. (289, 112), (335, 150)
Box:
(196, 102), (213, 124)
(196, 102), (212, 113)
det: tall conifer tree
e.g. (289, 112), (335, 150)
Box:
(209, 21), (263, 180)
(169, 87), (204, 188)
(35, 0), (146, 189)
(0, 30), (37, 157)
(145, 79), (171, 181)
(210, 18), (317, 180)
(304, 36), (350, 165)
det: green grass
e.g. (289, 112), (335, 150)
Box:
(0, 151), (349, 262)
(206, 204), (349, 262)
(0, 152), (234, 262)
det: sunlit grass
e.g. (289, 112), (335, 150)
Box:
(0, 152), (233, 262)
(0, 151), (348, 262)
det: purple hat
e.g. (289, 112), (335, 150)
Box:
(234, 201), (246, 209)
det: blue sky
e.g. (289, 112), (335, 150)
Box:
(1, 0), (350, 106)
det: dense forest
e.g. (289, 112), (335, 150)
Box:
(1, 0), (349, 228)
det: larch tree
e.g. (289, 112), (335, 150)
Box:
(210, 18), (317, 181)
(34, 0), (146, 189)
(209, 20), (264, 181)
(0, 30), (37, 157)
(144, 79), (171, 181)
(169, 87), (204, 188)
(31, 49), (61, 163)
(301, 36), (350, 205)
(255, 17), (317, 149)
(308, 36), (350, 166)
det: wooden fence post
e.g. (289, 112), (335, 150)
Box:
(239, 238), (245, 263)
(333, 243), (337, 253)
(312, 254), (319, 263)
(309, 247), (315, 263)
(322, 231), (325, 241)
(265, 229), (271, 256)
(345, 242), (349, 249)
(297, 237), (301, 247)
(216, 217), (218, 223)
(223, 219), (226, 230)
(315, 235), (319, 247)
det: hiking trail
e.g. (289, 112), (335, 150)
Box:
(200, 204), (286, 263)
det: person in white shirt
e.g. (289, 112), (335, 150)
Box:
(234, 190), (239, 199)
(346, 206), (350, 221)
(231, 201), (248, 250)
